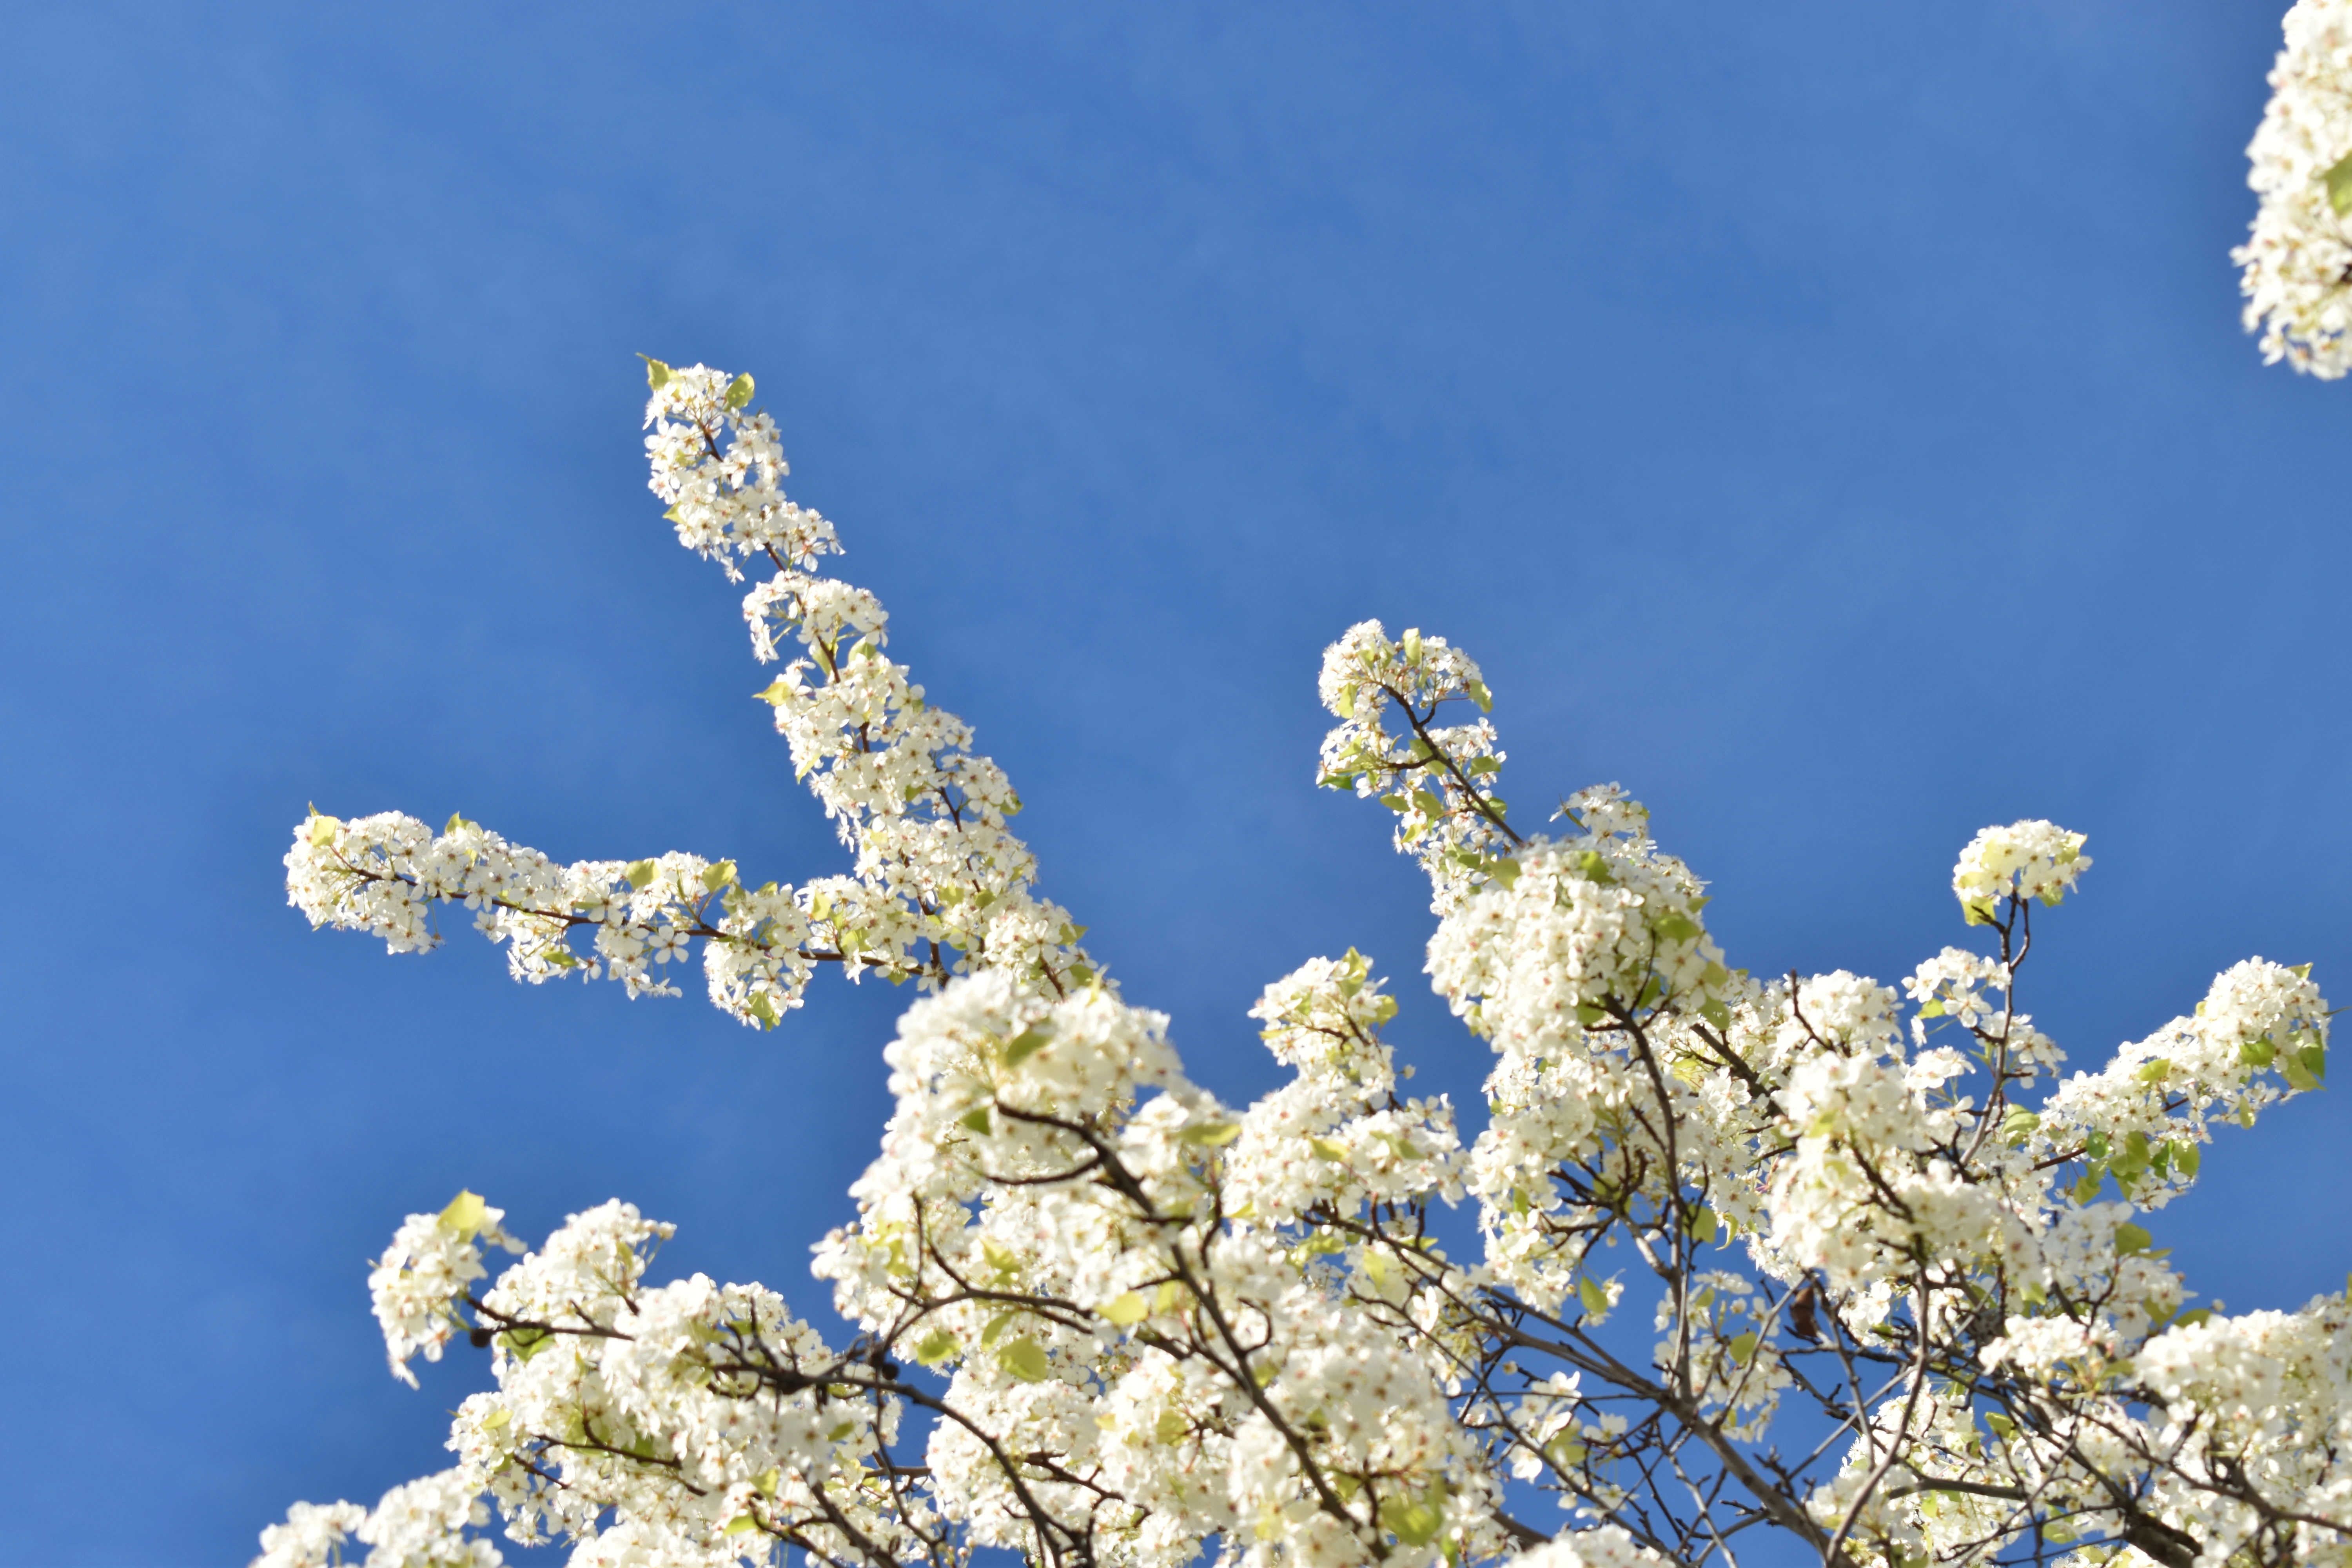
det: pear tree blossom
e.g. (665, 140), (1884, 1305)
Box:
(261, 362), (2351, 1568)
(2240, 0), (2352, 374)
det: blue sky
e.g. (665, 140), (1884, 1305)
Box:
(2, 4), (2347, 1563)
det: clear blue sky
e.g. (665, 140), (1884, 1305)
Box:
(2, 5), (2345, 1563)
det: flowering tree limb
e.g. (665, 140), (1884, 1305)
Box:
(260, 364), (2350, 1568)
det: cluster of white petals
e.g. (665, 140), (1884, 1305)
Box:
(285, 362), (1094, 1027)
(266, 361), (2352, 1568)
(253, 1502), (368, 1568)
(1317, 621), (1508, 913)
(2240, 0), (2352, 376)
(368, 1192), (523, 1387)
(1949, 819), (2089, 924)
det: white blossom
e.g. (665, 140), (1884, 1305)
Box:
(2239, 0), (2352, 376)
(263, 359), (2352, 1568)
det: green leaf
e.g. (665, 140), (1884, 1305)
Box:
(637, 354), (671, 390)
(2114, 1222), (2154, 1256)
(998, 1338), (1051, 1382)
(745, 992), (780, 1029)
(1577, 1275), (1610, 1318)
(1101, 1292), (1149, 1327)
(2000, 1108), (2040, 1148)
(625, 859), (657, 890)
(959, 1106), (993, 1135)
(442, 811), (477, 836)
(1379, 1495), (1445, 1548)
(1687, 1206), (1718, 1245)
(982, 1240), (1021, 1281)
(439, 1190), (488, 1238)
(1308, 1136), (1350, 1163)
(724, 1515), (760, 1537)
(2136, 1058), (2171, 1084)
(1181, 1122), (1241, 1146)
(2298, 1042), (2327, 1082)
(1465, 678), (1492, 713)
(2325, 152), (2352, 218)
(701, 859), (738, 893)
(755, 677), (793, 707)
(2174, 1139), (2200, 1179)
(1003, 1027), (1053, 1067)
(1917, 999), (1946, 1018)
(1726, 1330), (1759, 1364)
(725, 372), (755, 409)
(1573, 849), (1614, 884)
(1653, 913), (1702, 943)
(2240, 1037), (2277, 1067)
(1543, 1434), (1586, 1468)
(913, 1329), (959, 1365)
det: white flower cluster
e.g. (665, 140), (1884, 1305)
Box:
(2029, 956), (2326, 1209)
(2131, 1294), (2352, 1564)
(367, 1192), (522, 1388)
(270, 1198), (902, 1568)
(252, 1501), (368, 1568)
(643, 359), (839, 576)
(2239, 0), (2352, 376)
(267, 360), (2352, 1568)
(285, 814), (817, 1020)
(809, 962), (1483, 1568)
(286, 364), (1095, 1027)
(1227, 952), (1465, 1229)
(1509, 1524), (1668, 1568)
(1317, 621), (1509, 913)
(1950, 819), (2089, 925)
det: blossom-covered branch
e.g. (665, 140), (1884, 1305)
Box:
(285, 361), (1097, 1029)
(261, 363), (2350, 1568)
